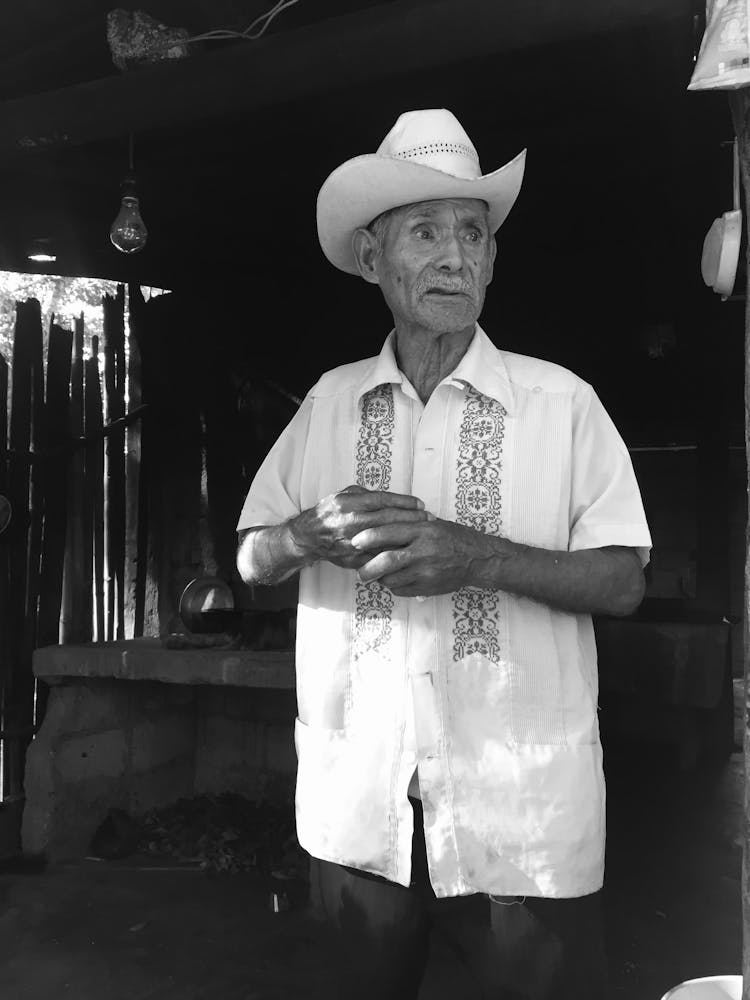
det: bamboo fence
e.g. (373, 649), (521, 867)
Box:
(0, 287), (148, 802)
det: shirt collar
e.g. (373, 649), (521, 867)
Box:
(357, 325), (515, 415)
(357, 330), (405, 400)
(444, 324), (515, 415)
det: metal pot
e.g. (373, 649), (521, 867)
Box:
(178, 576), (235, 634)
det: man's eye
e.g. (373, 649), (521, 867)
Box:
(414, 227), (433, 240)
(465, 230), (482, 242)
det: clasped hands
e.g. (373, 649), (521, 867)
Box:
(289, 485), (487, 597)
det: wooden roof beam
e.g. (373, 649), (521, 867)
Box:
(0, 0), (691, 158)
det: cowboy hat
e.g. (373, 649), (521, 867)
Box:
(316, 108), (526, 274)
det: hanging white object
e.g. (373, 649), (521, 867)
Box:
(660, 974), (742, 1000)
(688, 0), (750, 91)
(701, 139), (742, 299)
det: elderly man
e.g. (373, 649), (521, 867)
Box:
(236, 109), (651, 1000)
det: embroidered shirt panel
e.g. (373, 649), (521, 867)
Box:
(353, 385), (395, 666)
(451, 387), (506, 665)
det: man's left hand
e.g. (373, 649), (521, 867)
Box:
(351, 518), (488, 596)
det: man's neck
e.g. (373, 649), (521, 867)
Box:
(394, 324), (475, 404)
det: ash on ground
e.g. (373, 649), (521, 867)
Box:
(137, 793), (308, 879)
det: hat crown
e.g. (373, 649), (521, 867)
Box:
(376, 108), (481, 180)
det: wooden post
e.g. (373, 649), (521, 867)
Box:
(60, 315), (87, 644)
(36, 322), (73, 648)
(5, 300), (38, 796)
(125, 284), (146, 638)
(730, 89), (750, 998)
(86, 336), (105, 641)
(35, 321), (73, 725)
(24, 298), (45, 663)
(102, 289), (126, 641)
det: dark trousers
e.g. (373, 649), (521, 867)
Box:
(317, 798), (607, 1000)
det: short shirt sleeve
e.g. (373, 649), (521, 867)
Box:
(236, 395), (313, 531)
(568, 384), (652, 567)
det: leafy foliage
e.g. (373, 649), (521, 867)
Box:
(0, 272), (168, 359)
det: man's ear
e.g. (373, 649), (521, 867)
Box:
(352, 228), (381, 285)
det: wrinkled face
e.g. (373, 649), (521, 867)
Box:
(365, 198), (496, 337)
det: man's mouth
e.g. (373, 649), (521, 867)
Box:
(425, 287), (464, 296)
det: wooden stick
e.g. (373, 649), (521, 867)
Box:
(14, 403), (148, 461)
(60, 315), (87, 644)
(102, 297), (115, 640)
(34, 323), (72, 723)
(76, 323), (94, 645)
(125, 285), (145, 638)
(5, 301), (37, 796)
(36, 323), (73, 650)
(77, 323), (94, 645)
(103, 288), (126, 641)
(23, 302), (45, 658)
(128, 286), (153, 636)
(86, 337), (105, 642)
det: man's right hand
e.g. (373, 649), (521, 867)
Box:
(288, 485), (428, 570)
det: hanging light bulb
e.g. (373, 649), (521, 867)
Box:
(110, 175), (148, 253)
(110, 133), (148, 254)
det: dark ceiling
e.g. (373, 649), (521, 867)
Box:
(0, 0), (729, 290)
(0, 0), (743, 446)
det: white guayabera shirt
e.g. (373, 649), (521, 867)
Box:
(237, 325), (651, 899)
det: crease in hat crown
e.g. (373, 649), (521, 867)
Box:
(377, 109), (482, 179)
(316, 107), (527, 274)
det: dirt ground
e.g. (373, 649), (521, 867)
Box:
(0, 702), (743, 1000)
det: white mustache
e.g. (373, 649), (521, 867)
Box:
(419, 276), (472, 295)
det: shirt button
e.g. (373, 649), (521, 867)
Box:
(532, 385), (542, 393)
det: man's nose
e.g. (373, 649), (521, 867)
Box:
(434, 233), (463, 271)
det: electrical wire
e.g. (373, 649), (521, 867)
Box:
(140, 0), (301, 56)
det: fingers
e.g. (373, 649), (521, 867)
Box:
(350, 508), (427, 537)
(357, 546), (411, 583)
(351, 522), (421, 552)
(338, 487), (425, 512)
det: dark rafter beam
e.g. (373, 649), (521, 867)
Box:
(0, 0), (690, 158)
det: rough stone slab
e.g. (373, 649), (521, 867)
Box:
(33, 638), (295, 689)
(131, 717), (195, 772)
(56, 730), (129, 782)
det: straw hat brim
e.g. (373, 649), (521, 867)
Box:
(316, 148), (527, 274)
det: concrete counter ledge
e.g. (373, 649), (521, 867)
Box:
(33, 638), (296, 689)
(25, 639), (298, 860)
